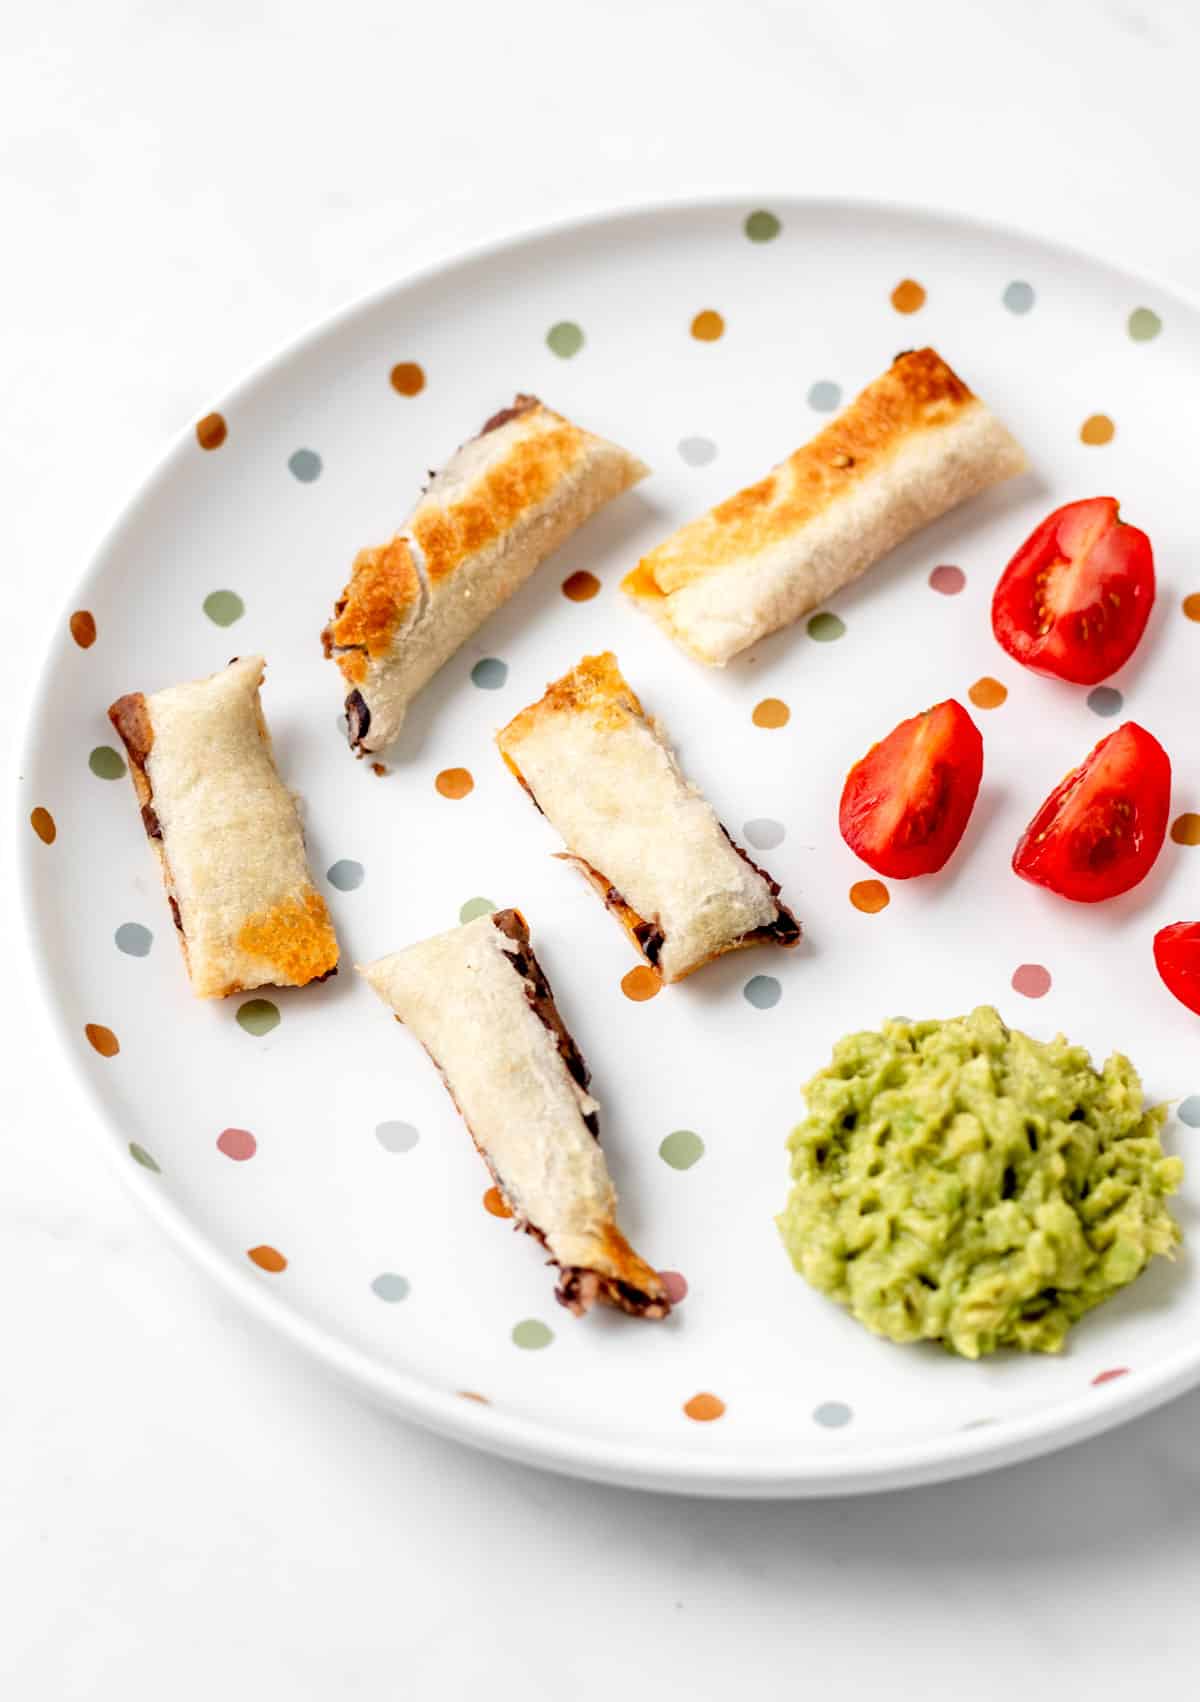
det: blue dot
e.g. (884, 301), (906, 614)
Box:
(1179, 1096), (1200, 1128)
(744, 975), (781, 1009)
(813, 1401), (853, 1428)
(376, 1121), (420, 1152)
(1087, 686), (1124, 718)
(1003, 281), (1036, 315)
(288, 448), (322, 482)
(471, 658), (508, 690)
(807, 380), (842, 413)
(371, 1273), (410, 1302)
(327, 859), (364, 891)
(114, 922), (153, 958)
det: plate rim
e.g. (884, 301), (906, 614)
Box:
(19, 188), (1200, 1497)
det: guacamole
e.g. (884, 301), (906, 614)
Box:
(777, 1006), (1183, 1357)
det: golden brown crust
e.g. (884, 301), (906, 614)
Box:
(498, 651), (644, 753)
(626, 348), (980, 599)
(323, 537), (421, 686)
(234, 890), (340, 988)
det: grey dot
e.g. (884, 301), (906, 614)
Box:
(743, 818), (785, 851)
(327, 858), (364, 891)
(471, 657), (508, 690)
(114, 922), (153, 957)
(1003, 280), (1036, 315)
(376, 1121), (419, 1153)
(744, 975), (781, 1010)
(678, 436), (717, 467)
(813, 1400), (853, 1429)
(1087, 686), (1124, 718)
(1178, 1095), (1200, 1128)
(288, 448), (322, 482)
(371, 1272), (410, 1302)
(807, 380), (842, 413)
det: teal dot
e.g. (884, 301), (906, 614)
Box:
(129, 1142), (160, 1173)
(1003, 281), (1035, 315)
(813, 1400), (852, 1428)
(807, 612), (845, 642)
(1087, 686), (1123, 718)
(327, 858), (364, 891)
(203, 589), (244, 627)
(459, 897), (496, 923)
(471, 658), (508, 690)
(659, 1129), (704, 1170)
(288, 448), (322, 482)
(546, 321), (584, 358)
(807, 380), (842, 412)
(744, 209), (781, 243)
(512, 1319), (554, 1349)
(89, 745), (126, 780)
(1179, 1096), (1200, 1128)
(114, 922), (152, 957)
(236, 998), (280, 1037)
(744, 974), (781, 1009)
(1128, 307), (1161, 342)
(371, 1273), (410, 1303)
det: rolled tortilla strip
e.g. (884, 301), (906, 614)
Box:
(360, 909), (669, 1319)
(108, 656), (339, 998)
(623, 347), (1028, 665)
(323, 394), (648, 753)
(497, 652), (800, 983)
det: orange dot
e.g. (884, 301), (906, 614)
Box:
(683, 1392), (726, 1422)
(562, 570), (600, 602)
(247, 1245), (287, 1273)
(891, 279), (926, 314)
(435, 767), (474, 799)
(752, 697), (790, 729)
(196, 412), (227, 451)
(458, 1390), (490, 1404)
(85, 1023), (119, 1058)
(69, 610), (96, 648)
(1080, 413), (1115, 446)
(621, 965), (662, 1002)
(1171, 813), (1200, 846)
(30, 807), (56, 845)
(690, 309), (725, 341)
(968, 676), (1008, 709)
(390, 361), (426, 396)
(483, 1185), (514, 1219)
(850, 879), (890, 913)
(1183, 593), (1200, 622)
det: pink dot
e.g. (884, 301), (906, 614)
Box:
(929, 564), (966, 595)
(1011, 963), (1052, 999)
(217, 1127), (257, 1161)
(1092, 1367), (1129, 1386)
(659, 1270), (689, 1305)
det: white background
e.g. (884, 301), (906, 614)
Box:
(5, 1), (1200, 1695)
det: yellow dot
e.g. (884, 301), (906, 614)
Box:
(1171, 814), (1200, 847)
(435, 767), (474, 800)
(968, 676), (1008, 709)
(69, 610), (97, 648)
(621, 965), (662, 1002)
(684, 1392), (726, 1422)
(483, 1185), (514, 1219)
(891, 279), (926, 314)
(1080, 413), (1115, 445)
(752, 697), (790, 729)
(1183, 593), (1200, 622)
(195, 412), (227, 450)
(247, 1245), (287, 1273)
(690, 309), (725, 342)
(850, 879), (890, 914)
(85, 1023), (119, 1058)
(390, 361), (425, 396)
(561, 570), (600, 602)
(30, 807), (56, 845)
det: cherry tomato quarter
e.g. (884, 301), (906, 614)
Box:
(839, 699), (983, 879)
(1153, 923), (1200, 1017)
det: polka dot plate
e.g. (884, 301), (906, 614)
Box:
(19, 197), (1200, 1496)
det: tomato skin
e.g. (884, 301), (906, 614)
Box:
(839, 699), (983, 879)
(992, 497), (1155, 685)
(1013, 722), (1171, 903)
(1154, 924), (1200, 1016)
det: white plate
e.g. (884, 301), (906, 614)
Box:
(19, 197), (1200, 1496)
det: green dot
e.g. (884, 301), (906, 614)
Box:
(659, 1129), (705, 1170)
(203, 589), (245, 627)
(744, 209), (781, 243)
(459, 896), (496, 923)
(237, 998), (280, 1036)
(807, 611), (846, 642)
(89, 745), (126, 780)
(1128, 307), (1161, 342)
(512, 1318), (554, 1350)
(546, 321), (584, 358)
(129, 1141), (160, 1173)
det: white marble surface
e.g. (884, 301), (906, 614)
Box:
(5, 2), (1200, 1694)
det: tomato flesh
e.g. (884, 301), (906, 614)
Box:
(1012, 722), (1170, 902)
(992, 497), (1155, 685)
(1154, 923), (1200, 1016)
(839, 699), (983, 878)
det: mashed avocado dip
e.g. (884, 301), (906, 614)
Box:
(778, 1006), (1182, 1358)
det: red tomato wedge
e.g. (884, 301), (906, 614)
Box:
(839, 699), (983, 878)
(1154, 923), (1200, 1016)
(1013, 722), (1170, 902)
(992, 497), (1155, 685)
